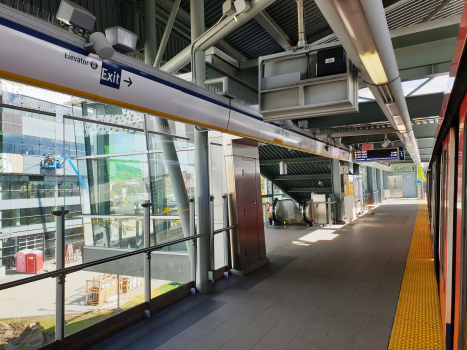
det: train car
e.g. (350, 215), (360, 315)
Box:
(427, 4), (467, 349)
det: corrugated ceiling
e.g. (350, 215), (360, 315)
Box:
(259, 144), (332, 201)
(178, 0), (465, 60)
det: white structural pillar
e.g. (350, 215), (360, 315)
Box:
(192, 0), (211, 293)
(53, 207), (68, 345)
(331, 159), (343, 222)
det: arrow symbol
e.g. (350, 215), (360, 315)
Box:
(124, 77), (132, 87)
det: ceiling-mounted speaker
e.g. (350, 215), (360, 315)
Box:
(279, 161), (287, 175)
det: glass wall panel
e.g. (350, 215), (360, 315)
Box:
(64, 253), (147, 336)
(0, 279), (56, 347)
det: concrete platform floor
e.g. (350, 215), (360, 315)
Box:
(91, 198), (419, 350)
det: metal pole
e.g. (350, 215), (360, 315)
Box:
(209, 195), (215, 272)
(144, 0), (157, 63)
(223, 194), (230, 278)
(117, 273), (120, 309)
(189, 199), (196, 294)
(297, 0), (306, 46)
(142, 200), (153, 318)
(154, 0), (181, 67)
(195, 127), (212, 293)
(192, 0), (211, 294)
(53, 207), (68, 346)
(327, 197), (332, 227)
(191, 0), (206, 85)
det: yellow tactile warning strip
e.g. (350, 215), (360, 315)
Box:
(388, 200), (445, 350)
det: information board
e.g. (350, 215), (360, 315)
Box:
(353, 148), (399, 161)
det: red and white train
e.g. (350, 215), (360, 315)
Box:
(427, 3), (467, 349)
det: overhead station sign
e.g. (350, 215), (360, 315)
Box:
(354, 147), (401, 161)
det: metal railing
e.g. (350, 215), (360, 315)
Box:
(210, 194), (236, 276)
(0, 197), (236, 348)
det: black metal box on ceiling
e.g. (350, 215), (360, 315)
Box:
(316, 47), (347, 77)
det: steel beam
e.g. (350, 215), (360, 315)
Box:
(328, 128), (397, 138)
(272, 174), (332, 181)
(154, 0), (181, 67)
(157, 0), (248, 63)
(391, 15), (461, 39)
(260, 156), (328, 165)
(422, 0), (453, 22)
(254, 11), (293, 50)
(302, 93), (444, 129)
(161, 0), (277, 73)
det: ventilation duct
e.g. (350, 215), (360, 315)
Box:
(314, 0), (421, 164)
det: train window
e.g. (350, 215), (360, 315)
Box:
(440, 148), (448, 280)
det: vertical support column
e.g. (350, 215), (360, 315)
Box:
(192, 0), (210, 293)
(223, 194), (231, 276)
(376, 169), (382, 203)
(383, 170), (388, 200)
(142, 200), (153, 318)
(144, 0), (157, 63)
(53, 207), (68, 346)
(209, 195), (215, 273)
(189, 199), (196, 294)
(195, 128), (212, 293)
(367, 167), (375, 205)
(331, 159), (343, 222)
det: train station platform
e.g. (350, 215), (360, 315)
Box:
(90, 199), (442, 350)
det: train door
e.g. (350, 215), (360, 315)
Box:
(455, 98), (467, 350)
(440, 127), (456, 349)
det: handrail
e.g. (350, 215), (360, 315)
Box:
(0, 234), (201, 291)
(213, 225), (236, 235)
(312, 201), (338, 204)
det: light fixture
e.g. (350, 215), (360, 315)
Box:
(329, 0), (388, 85)
(105, 27), (137, 53)
(57, 0), (96, 32)
(396, 124), (407, 133)
(386, 103), (400, 117)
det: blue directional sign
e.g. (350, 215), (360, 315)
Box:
(399, 147), (405, 161)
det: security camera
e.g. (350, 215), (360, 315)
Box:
(87, 32), (114, 60)
(324, 144), (329, 151)
(382, 134), (391, 148)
